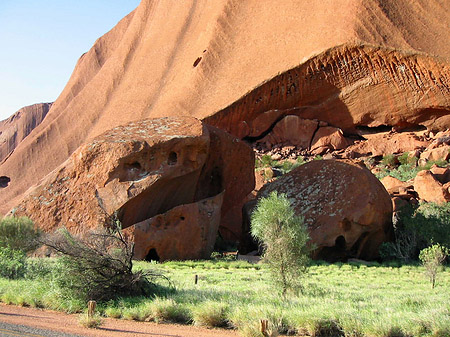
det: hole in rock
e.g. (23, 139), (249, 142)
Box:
(0, 176), (10, 188)
(193, 57), (202, 67)
(119, 161), (148, 182)
(335, 235), (346, 250)
(125, 162), (141, 170)
(145, 248), (160, 262)
(168, 152), (178, 165)
(180, 216), (185, 221)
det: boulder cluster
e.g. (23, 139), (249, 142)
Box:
(1, 0), (449, 261)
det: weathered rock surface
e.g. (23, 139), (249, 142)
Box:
(257, 160), (393, 260)
(430, 165), (450, 184)
(380, 176), (413, 195)
(257, 116), (318, 149)
(419, 146), (450, 163)
(125, 193), (224, 261)
(1, 0), (450, 215)
(414, 170), (450, 204)
(0, 103), (52, 162)
(10, 117), (254, 260)
(195, 125), (255, 241)
(310, 127), (349, 155)
(343, 131), (429, 157)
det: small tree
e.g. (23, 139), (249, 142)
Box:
(419, 243), (448, 289)
(251, 191), (312, 296)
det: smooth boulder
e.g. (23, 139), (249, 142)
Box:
(257, 160), (393, 260)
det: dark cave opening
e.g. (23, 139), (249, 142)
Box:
(0, 176), (10, 188)
(145, 248), (160, 262)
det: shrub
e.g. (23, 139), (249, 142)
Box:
(0, 247), (26, 279)
(381, 154), (398, 168)
(419, 243), (448, 289)
(381, 203), (450, 261)
(256, 155), (275, 169)
(193, 301), (229, 328)
(398, 152), (417, 166)
(42, 223), (171, 301)
(251, 191), (312, 296)
(0, 216), (41, 252)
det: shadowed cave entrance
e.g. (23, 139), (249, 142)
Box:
(145, 248), (160, 262)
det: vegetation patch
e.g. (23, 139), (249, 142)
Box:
(0, 259), (449, 336)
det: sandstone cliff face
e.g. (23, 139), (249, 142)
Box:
(10, 117), (254, 260)
(205, 44), (450, 137)
(1, 0), (450, 214)
(0, 103), (52, 162)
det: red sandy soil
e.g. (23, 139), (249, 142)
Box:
(0, 304), (239, 337)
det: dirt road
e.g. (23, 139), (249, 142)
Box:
(0, 304), (239, 337)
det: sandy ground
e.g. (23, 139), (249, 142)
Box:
(0, 304), (239, 337)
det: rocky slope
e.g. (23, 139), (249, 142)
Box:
(1, 0), (449, 214)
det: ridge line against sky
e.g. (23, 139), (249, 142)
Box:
(0, 0), (140, 121)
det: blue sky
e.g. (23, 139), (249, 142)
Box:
(0, 0), (140, 121)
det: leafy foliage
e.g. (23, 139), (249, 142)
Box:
(419, 243), (449, 289)
(251, 191), (312, 296)
(380, 203), (450, 261)
(42, 225), (171, 301)
(0, 216), (41, 252)
(0, 247), (26, 279)
(376, 152), (450, 182)
(380, 154), (398, 168)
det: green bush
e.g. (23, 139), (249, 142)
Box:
(0, 247), (26, 279)
(251, 191), (312, 296)
(419, 243), (448, 289)
(0, 216), (41, 252)
(398, 152), (417, 166)
(381, 203), (450, 261)
(381, 154), (398, 168)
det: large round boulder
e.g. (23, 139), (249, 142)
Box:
(258, 160), (393, 260)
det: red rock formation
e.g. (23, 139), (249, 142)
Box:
(257, 160), (393, 260)
(206, 44), (450, 139)
(0, 103), (52, 162)
(420, 146), (450, 163)
(126, 193), (223, 261)
(380, 176), (413, 195)
(195, 125), (255, 241)
(346, 131), (430, 157)
(310, 127), (349, 155)
(257, 116), (318, 149)
(10, 117), (254, 259)
(414, 170), (450, 204)
(1, 0), (450, 215)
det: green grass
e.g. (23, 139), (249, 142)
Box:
(0, 259), (449, 336)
